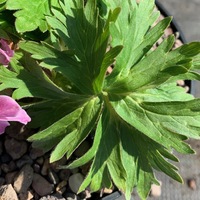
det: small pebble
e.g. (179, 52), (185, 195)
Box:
(36, 157), (44, 165)
(33, 163), (41, 173)
(16, 155), (33, 168)
(102, 187), (113, 194)
(57, 187), (66, 195)
(150, 182), (162, 197)
(18, 190), (34, 200)
(32, 173), (54, 196)
(41, 158), (50, 176)
(185, 86), (190, 93)
(174, 39), (183, 49)
(187, 178), (197, 190)
(1, 163), (11, 173)
(0, 184), (19, 200)
(59, 169), (71, 181)
(177, 80), (185, 86)
(48, 168), (60, 185)
(13, 164), (34, 193)
(6, 123), (32, 140)
(68, 173), (84, 193)
(84, 189), (92, 199)
(1, 161), (17, 173)
(164, 27), (173, 37)
(30, 148), (45, 160)
(174, 31), (180, 39)
(106, 66), (112, 74)
(5, 171), (18, 184)
(4, 138), (27, 160)
(56, 180), (67, 193)
(9, 160), (17, 171)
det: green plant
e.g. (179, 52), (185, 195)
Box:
(1, 0), (200, 199)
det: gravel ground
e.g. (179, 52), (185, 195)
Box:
(0, 123), (108, 200)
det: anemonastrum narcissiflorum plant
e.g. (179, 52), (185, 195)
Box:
(1, 0), (200, 199)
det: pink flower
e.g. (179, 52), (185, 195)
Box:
(0, 95), (31, 134)
(0, 39), (14, 66)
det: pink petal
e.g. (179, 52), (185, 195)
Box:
(0, 49), (10, 66)
(0, 39), (14, 65)
(0, 95), (31, 124)
(0, 121), (10, 135)
(0, 39), (14, 57)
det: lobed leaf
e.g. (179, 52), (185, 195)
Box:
(77, 104), (182, 199)
(6, 0), (53, 32)
(106, 39), (200, 93)
(26, 95), (90, 129)
(133, 83), (194, 102)
(46, 0), (122, 94)
(29, 96), (102, 163)
(109, 93), (199, 154)
(0, 56), (67, 99)
(104, 0), (160, 80)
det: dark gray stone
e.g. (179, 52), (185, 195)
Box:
(29, 147), (45, 160)
(16, 155), (33, 168)
(4, 138), (27, 160)
(59, 169), (71, 181)
(32, 173), (54, 196)
(13, 164), (34, 193)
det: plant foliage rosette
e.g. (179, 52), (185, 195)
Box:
(1, 0), (200, 199)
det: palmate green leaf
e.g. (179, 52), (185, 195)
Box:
(26, 95), (90, 129)
(167, 52), (200, 82)
(50, 97), (102, 162)
(133, 83), (194, 102)
(93, 45), (123, 92)
(192, 54), (200, 69)
(5, 0), (60, 33)
(109, 93), (200, 154)
(106, 18), (173, 85)
(103, 0), (160, 80)
(73, 105), (182, 200)
(45, 0), (122, 94)
(0, 54), (68, 99)
(19, 41), (91, 94)
(29, 97), (102, 162)
(0, 0), (6, 11)
(19, 30), (122, 95)
(106, 37), (200, 93)
(78, 108), (127, 194)
(64, 110), (104, 169)
(28, 106), (82, 153)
